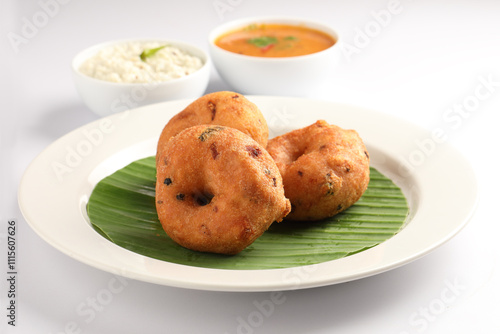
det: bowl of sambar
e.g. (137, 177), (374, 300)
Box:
(208, 16), (341, 96)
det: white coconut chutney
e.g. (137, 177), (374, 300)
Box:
(79, 41), (203, 83)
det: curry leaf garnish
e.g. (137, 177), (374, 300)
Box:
(247, 36), (278, 48)
(140, 45), (168, 61)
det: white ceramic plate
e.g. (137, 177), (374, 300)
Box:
(18, 97), (478, 292)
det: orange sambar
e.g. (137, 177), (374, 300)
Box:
(215, 23), (336, 58)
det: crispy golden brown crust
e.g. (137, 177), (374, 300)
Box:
(156, 125), (290, 255)
(266, 120), (370, 221)
(157, 91), (268, 152)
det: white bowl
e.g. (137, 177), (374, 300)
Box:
(72, 39), (211, 117)
(208, 16), (341, 96)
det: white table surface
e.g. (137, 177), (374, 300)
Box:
(1, 0), (499, 333)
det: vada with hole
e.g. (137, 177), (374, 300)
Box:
(266, 120), (370, 221)
(156, 124), (291, 255)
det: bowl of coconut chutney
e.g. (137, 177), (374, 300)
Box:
(72, 39), (211, 117)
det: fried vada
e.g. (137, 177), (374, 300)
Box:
(157, 91), (268, 152)
(266, 120), (370, 221)
(156, 125), (291, 255)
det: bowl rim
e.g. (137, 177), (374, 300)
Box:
(208, 16), (341, 62)
(72, 38), (211, 87)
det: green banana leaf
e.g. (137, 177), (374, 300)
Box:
(87, 157), (408, 270)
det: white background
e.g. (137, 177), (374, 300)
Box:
(1, 0), (499, 333)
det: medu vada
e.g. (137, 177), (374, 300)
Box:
(157, 91), (268, 150)
(266, 120), (370, 221)
(155, 124), (291, 255)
